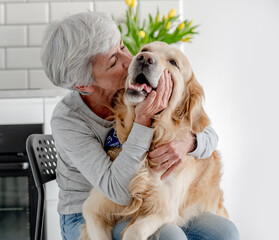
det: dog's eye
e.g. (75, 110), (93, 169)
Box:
(169, 59), (178, 68)
(141, 49), (148, 52)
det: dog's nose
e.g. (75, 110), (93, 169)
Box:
(136, 53), (155, 66)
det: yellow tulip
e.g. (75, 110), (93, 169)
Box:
(138, 30), (146, 38)
(155, 13), (159, 23)
(188, 20), (193, 26)
(166, 21), (171, 29)
(131, 0), (136, 7)
(178, 22), (185, 30)
(125, 0), (132, 6)
(168, 9), (176, 19)
(181, 38), (190, 42)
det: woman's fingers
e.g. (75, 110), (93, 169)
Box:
(156, 69), (168, 103)
(141, 90), (157, 109)
(148, 144), (169, 160)
(134, 90), (157, 126)
(155, 69), (172, 111)
(161, 160), (182, 180)
(163, 71), (173, 105)
(134, 69), (173, 126)
(149, 140), (189, 179)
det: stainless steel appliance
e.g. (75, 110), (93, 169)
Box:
(0, 124), (43, 240)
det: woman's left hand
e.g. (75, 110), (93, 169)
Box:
(148, 136), (196, 180)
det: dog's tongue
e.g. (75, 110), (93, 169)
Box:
(142, 84), (152, 93)
(129, 83), (152, 93)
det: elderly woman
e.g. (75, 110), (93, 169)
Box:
(41, 12), (238, 240)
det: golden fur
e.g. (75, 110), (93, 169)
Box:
(79, 42), (228, 240)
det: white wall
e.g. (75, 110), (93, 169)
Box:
(182, 0), (279, 239)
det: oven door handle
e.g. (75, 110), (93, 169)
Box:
(0, 162), (29, 170)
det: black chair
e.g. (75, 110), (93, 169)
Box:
(26, 134), (57, 240)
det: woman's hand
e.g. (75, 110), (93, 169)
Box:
(148, 134), (196, 180)
(134, 69), (173, 127)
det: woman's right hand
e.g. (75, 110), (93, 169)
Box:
(134, 69), (173, 127)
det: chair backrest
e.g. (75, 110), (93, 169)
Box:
(26, 134), (57, 187)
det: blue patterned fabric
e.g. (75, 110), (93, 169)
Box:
(105, 128), (122, 151)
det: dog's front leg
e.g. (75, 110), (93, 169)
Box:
(81, 189), (121, 240)
(122, 215), (167, 240)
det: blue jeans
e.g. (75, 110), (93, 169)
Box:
(60, 212), (239, 240)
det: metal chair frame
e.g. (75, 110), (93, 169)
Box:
(26, 134), (57, 240)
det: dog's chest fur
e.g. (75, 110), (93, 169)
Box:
(133, 154), (200, 225)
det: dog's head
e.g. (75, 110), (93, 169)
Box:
(124, 41), (210, 133)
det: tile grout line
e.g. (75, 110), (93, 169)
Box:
(48, 2), (50, 23)
(27, 68), (30, 89)
(4, 2), (6, 25)
(26, 24), (29, 46)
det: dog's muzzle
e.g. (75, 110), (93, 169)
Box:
(126, 52), (158, 101)
(136, 52), (156, 68)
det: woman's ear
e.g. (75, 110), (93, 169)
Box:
(74, 85), (95, 93)
(173, 73), (210, 133)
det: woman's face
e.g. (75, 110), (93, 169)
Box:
(91, 40), (133, 91)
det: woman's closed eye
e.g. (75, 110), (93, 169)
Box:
(109, 45), (127, 68)
(121, 45), (126, 50)
(110, 59), (117, 68)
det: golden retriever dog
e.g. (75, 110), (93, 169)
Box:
(79, 41), (228, 240)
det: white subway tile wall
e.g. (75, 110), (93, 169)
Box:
(0, 26), (27, 46)
(50, 2), (94, 21)
(29, 25), (47, 46)
(0, 4), (4, 24)
(29, 69), (56, 89)
(7, 47), (42, 69)
(0, 48), (4, 69)
(94, 1), (127, 22)
(0, 0), (182, 90)
(6, 3), (49, 24)
(0, 70), (27, 89)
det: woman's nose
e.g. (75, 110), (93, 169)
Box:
(123, 52), (133, 69)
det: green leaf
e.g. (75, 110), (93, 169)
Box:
(118, 24), (123, 34)
(149, 14), (154, 25)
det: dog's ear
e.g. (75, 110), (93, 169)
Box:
(173, 73), (210, 133)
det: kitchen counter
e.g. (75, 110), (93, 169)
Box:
(0, 89), (69, 99)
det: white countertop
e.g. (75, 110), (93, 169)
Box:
(0, 89), (69, 99)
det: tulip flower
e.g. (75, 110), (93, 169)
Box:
(178, 22), (185, 30)
(125, 0), (131, 6)
(181, 38), (190, 42)
(166, 21), (171, 29)
(155, 13), (159, 23)
(168, 9), (176, 19)
(138, 30), (146, 38)
(131, 0), (136, 7)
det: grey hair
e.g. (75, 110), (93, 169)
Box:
(41, 11), (121, 92)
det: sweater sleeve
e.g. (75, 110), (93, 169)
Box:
(188, 126), (218, 159)
(52, 116), (153, 206)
